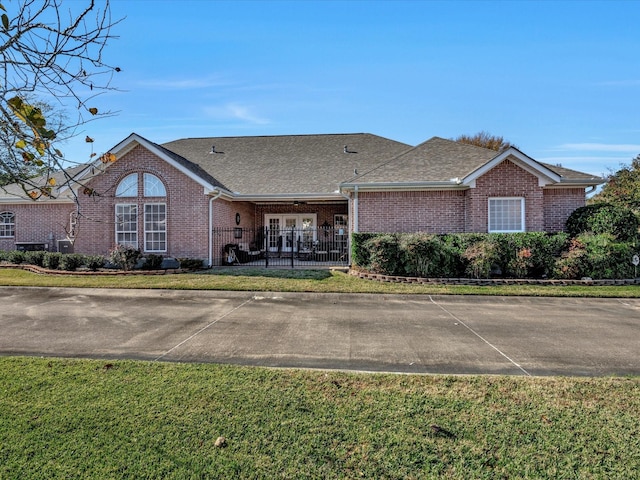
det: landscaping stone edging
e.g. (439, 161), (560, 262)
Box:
(350, 270), (640, 286)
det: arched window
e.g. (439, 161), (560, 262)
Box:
(115, 173), (138, 197)
(115, 172), (167, 253)
(0, 212), (15, 237)
(144, 173), (166, 197)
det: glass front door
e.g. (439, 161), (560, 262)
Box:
(265, 214), (317, 254)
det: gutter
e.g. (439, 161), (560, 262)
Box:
(231, 192), (345, 202)
(340, 180), (467, 192)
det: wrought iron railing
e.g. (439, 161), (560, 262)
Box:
(212, 227), (349, 268)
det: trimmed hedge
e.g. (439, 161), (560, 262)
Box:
(352, 232), (638, 280)
(0, 249), (181, 272)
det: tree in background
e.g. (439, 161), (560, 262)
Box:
(591, 154), (640, 212)
(0, 0), (121, 199)
(453, 131), (517, 152)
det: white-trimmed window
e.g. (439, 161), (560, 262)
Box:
(115, 204), (138, 247)
(144, 173), (166, 197)
(116, 173), (138, 197)
(144, 203), (166, 252)
(488, 197), (525, 232)
(0, 212), (15, 237)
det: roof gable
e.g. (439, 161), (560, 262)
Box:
(342, 137), (603, 190)
(110, 133), (226, 193)
(462, 147), (561, 187)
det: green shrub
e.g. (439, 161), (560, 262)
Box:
(492, 232), (569, 278)
(7, 250), (25, 264)
(43, 252), (62, 270)
(566, 203), (639, 241)
(462, 240), (499, 278)
(400, 234), (455, 277)
(178, 258), (205, 270)
(554, 234), (636, 279)
(23, 250), (46, 267)
(142, 254), (164, 270)
(350, 233), (378, 269)
(350, 231), (635, 279)
(59, 253), (85, 271)
(109, 244), (142, 271)
(85, 255), (105, 271)
(0, 250), (7, 262)
(365, 234), (402, 275)
(440, 234), (486, 277)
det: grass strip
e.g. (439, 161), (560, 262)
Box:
(1, 268), (640, 297)
(0, 357), (638, 479)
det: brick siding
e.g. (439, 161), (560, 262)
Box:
(0, 202), (75, 251)
(466, 159), (544, 232)
(1, 149), (587, 255)
(356, 159), (584, 234)
(357, 190), (466, 233)
(543, 188), (586, 232)
(73, 144), (210, 259)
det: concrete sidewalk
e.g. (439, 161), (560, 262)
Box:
(1, 287), (638, 376)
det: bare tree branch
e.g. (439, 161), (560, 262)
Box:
(0, 0), (122, 198)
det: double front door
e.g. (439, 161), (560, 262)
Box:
(265, 214), (316, 254)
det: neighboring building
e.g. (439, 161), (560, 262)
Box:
(0, 133), (603, 265)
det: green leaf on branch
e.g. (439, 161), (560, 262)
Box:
(15, 139), (27, 149)
(1, 13), (8, 30)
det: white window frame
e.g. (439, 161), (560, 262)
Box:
(0, 212), (15, 238)
(115, 204), (138, 248)
(488, 197), (525, 233)
(116, 173), (138, 197)
(144, 203), (167, 252)
(264, 214), (317, 253)
(334, 214), (348, 251)
(144, 173), (166, 197)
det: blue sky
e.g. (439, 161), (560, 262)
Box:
(62, 0), (640, 177)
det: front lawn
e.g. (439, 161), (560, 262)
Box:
(1, 267), (640, 297)
(1, 357), (638, 479)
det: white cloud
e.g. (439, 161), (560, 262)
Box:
(554, 143), (640, 153)
(202, 103), (270, 125)
(138, 76), (230, 90)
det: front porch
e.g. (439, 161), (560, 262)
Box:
(211, 226), (350, 268)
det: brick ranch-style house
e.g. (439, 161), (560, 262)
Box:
(0, 133), (603, 266)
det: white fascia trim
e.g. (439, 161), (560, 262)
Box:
(463, 148), (562, 187)
(232, 193), (346, 202)
(340, 181), (467, 192)
(0, 197), (76, 205)
(543, 182), (602, 190)
(205, 187), (233, 199)
(111, 133), (219, 193)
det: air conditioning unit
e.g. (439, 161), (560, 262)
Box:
(57, 240), (74, 254)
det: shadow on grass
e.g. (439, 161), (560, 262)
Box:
(204, 267), (333, 280)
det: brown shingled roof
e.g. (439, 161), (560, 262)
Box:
(161, 133), (412, 195)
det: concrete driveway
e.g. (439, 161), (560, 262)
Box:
(1, 286), (638, 376)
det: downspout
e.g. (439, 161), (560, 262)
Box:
(338, 188), (353, 265)
(353, 185), (359, 233)
(208, 189), (222, 267)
